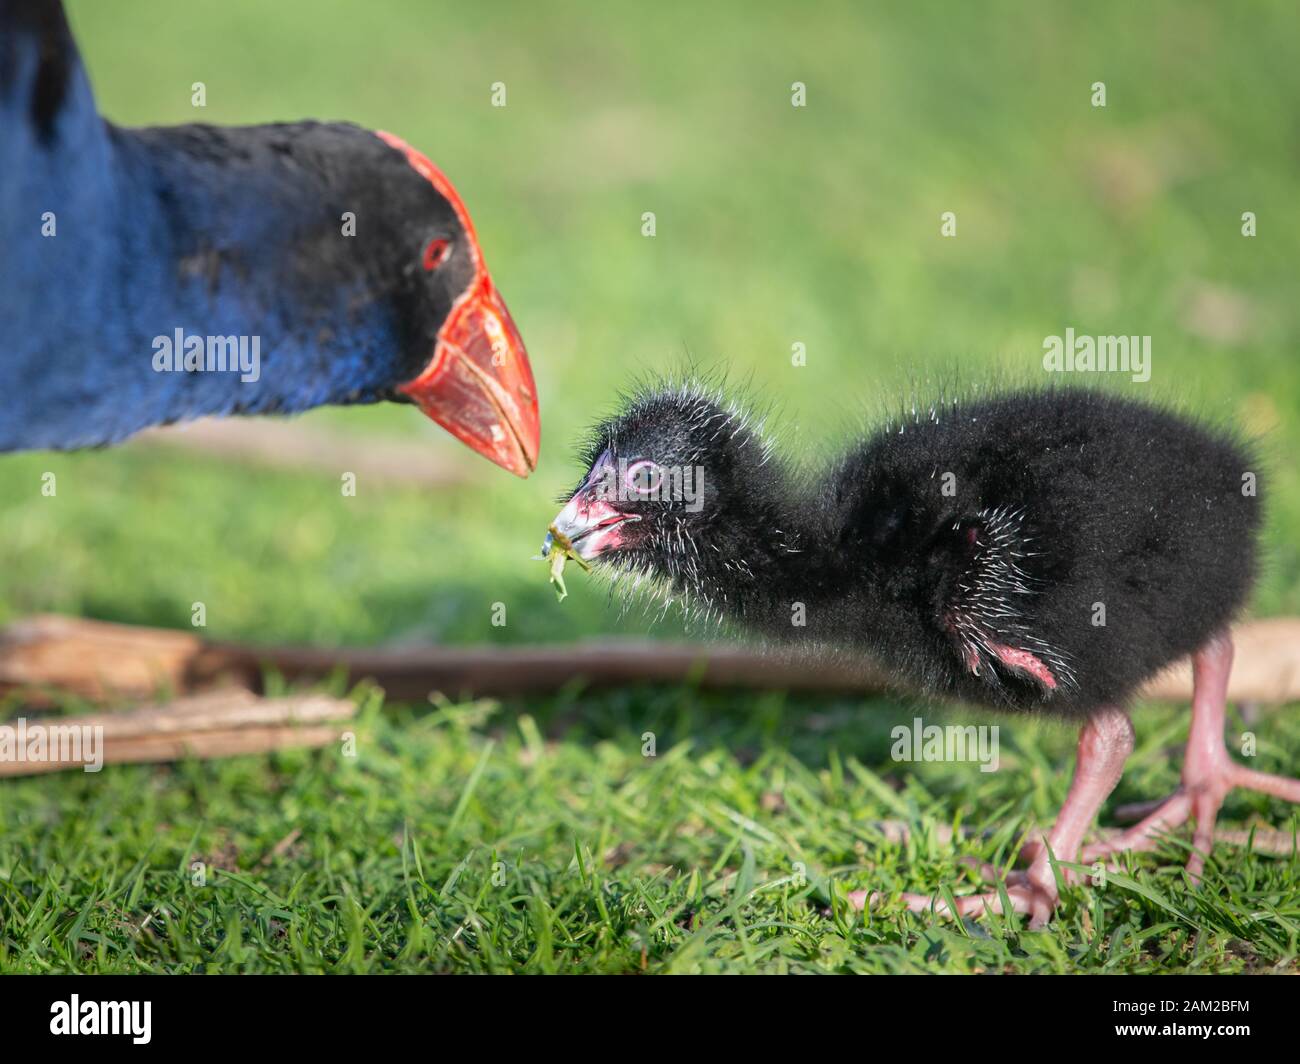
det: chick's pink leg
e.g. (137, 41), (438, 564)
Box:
(1082, 631), (1300, 880)
(849, 705), (1134, 928)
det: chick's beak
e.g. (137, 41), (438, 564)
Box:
(400, 275), (540, 477)
(543, 453), (637, 560)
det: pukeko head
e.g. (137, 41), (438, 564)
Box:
(546, 378), (1296, 925)
(0, 0), (539, 475)
(364, 130), (540, 475)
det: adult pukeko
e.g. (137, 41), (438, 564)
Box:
(0, 0), (539, 475)
(545, 379), (1297, 925)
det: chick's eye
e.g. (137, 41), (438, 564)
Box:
(422, 237), (452, 271)
(625, 459), (662, 495)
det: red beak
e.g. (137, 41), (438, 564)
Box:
(398, 273), (539, 477)
(376, 129), (541, 477)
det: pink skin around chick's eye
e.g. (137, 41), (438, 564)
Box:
(422, 237), (452, 271)
(624, 459), (662, 496)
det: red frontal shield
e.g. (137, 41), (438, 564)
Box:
(377, 130), (540, 477)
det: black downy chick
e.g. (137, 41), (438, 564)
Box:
(546, 381), (1297, 926)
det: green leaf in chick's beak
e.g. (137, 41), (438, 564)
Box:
(538, 523), (591, 602)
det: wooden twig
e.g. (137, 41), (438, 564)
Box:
(0, 614), (883, 702)
(85, 689), (352, 736)
(0, 689), (355, 777)
(2, 614), (1299, 706)
(6, 725), (346, 776)
(0, 616), (206, 702)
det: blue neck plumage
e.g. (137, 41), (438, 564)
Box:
(0, 19), (406, 451)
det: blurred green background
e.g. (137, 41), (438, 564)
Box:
(2, 0), (1296, 643)
(3, 1), (1300, 975)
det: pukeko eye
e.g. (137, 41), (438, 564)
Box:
(421, 237), (452, 271)
(624, 459), (663, 495)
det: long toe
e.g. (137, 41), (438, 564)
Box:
(956, 854), (1032, 884)
(852, 874), (1059, 928)
(1186, 789), (1224, 884)
(1229, 764), (1300, 804)
(1083, 765), (1300, 875)
(1081, 790), (1193, 865)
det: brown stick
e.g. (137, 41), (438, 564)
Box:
(2, 614), (1299, 706)
(0, 690), (355, 777)
(0, 614), (884, 702)
(0, 616), (206, 702)
(83, 690), (356, 737)
(0, 725), (347, 777)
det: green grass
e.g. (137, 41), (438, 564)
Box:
(4, 689), (1298, 973)
(2, 0), (1298, 972)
